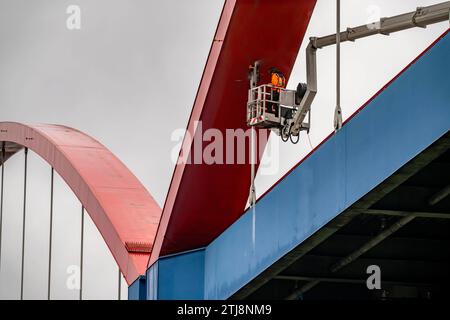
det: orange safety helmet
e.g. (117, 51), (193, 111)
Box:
(270, 68), (286, 88)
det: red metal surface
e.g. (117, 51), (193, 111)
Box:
(150, 0), (317, 264)
(0, 122), (161, 285)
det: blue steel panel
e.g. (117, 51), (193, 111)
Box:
(204, 32), (450, 300)
(128, 276), (147, 300)
(157, 249), (205, 300)
(345, 34), (450, 204)
(146, 261), (159, 300)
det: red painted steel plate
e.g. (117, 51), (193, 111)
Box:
(151, 0), (317, 263)
(0, 122), (161, 285)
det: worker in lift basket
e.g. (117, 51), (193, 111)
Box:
(267, 68), (286, 118)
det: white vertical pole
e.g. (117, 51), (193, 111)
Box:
(334, 0), (343, 131)
(79, 206), (84, 300)
(20, 148), (28, 300)
(47, 168), (54, 300)
(0, 143), (5, 277)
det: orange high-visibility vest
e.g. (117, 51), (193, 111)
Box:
(271, 72), (286, 88)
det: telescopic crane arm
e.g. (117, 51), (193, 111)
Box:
(289, 1), (450, 136)
(245, 1), (449, 208)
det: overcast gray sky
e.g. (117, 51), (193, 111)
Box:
(0, 0), (447, 299)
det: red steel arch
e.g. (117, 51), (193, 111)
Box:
(150, 0), (317, 264)
(0, 122), (161, 285)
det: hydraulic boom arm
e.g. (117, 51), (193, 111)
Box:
(290, 1), (450, 136)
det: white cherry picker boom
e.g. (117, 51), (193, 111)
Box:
(247, 1), (450, 207)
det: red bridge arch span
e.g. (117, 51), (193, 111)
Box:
(0, 122), (161, 285)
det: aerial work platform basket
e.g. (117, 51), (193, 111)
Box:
(246, 81), (309, 144)
(246, 84), (298, 129)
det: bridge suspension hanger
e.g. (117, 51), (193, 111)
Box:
(246, 1), (450, 143)
(247, 62), (259, 208)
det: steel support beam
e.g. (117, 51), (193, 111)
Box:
(79, 206), (84, 300)
(362, 209), (450, 219)
(0, 143), (4, 275)
(118, 269), (122, 300)
(286, 215), (415, 299)
(330, 216), (415, 273)
(20, 147), (28, 300)
(47, 168), (54, 300)
(276, 275), (434, 288)
(234, 132), (450, 300)
(286, 280), (320, 300)
(428, 184), (450, 206)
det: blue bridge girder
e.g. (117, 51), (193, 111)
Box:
(129, 30), (450, 300)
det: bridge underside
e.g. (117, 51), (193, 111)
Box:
(237, 133), (450, 300)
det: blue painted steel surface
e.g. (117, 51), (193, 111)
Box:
(146, 261), (158, 300)
(137, 32), (450, 300)
(128, 276), (147, 300)
(145, 249), (205, 300)
(203, 32), (450, 300)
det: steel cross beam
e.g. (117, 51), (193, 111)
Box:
(361, 209), (450, 219)
(285, 215), (416, 300)
(275, 275), (434, 288)
(428, 184), (450, 206)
